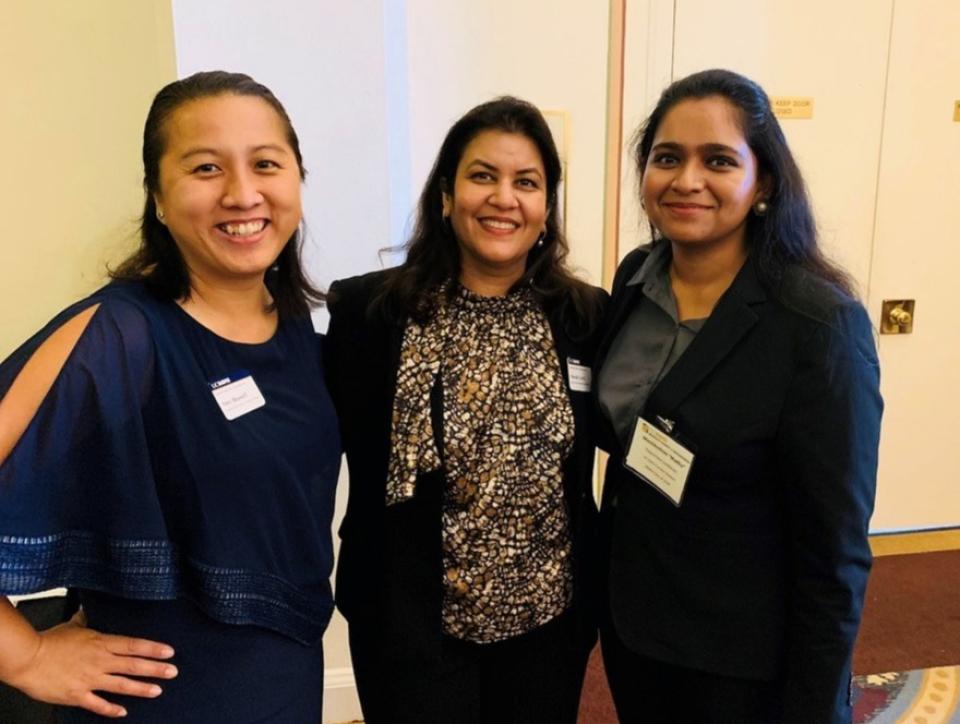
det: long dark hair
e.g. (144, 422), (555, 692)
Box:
(375, 96), (601, 330)
(634, 68), (855, 296)
(111, 70), (324, 317)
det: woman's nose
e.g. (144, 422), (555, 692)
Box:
(222, 170), (264, 208)
(670, 162), (706, 193)
(488, 181), (519, 208)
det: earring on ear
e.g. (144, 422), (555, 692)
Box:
(156, 209), (165, 222)
(536, 231), (546, 247)
(753, 200), (769, 216)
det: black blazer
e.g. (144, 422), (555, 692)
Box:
(324, 270), (607, 662)
(596, 247), (882, 724)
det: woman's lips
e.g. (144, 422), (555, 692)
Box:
(662, 202), (712, 216)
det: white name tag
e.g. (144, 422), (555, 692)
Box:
(567, 358), (592, 393)
(210, 374), (266, 421)
(624, 417), (695, 506)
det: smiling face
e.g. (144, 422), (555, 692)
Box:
(641, 96), (765, 255)
(442, 130), (548, 292)
(154, 93), (302, 289)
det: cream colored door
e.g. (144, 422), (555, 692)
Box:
(867, 0), (960, 530)
(618, 1), (957, 530)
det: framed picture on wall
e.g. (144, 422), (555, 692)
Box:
(542, 109), (569, 236)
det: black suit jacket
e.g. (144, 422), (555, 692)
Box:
(324, 270), (607, 662)
(596, 247), (882, 724)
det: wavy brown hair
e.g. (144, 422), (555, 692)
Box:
(374, 96), (601, 333)
(111, 70), (324, 317)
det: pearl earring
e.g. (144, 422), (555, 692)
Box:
(753, 200), (769, 216)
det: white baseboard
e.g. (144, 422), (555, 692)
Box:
(323, 666), (362, 723)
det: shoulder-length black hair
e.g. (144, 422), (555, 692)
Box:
(111, 70), (324, 317)
(633, 68), (855, 297)
(375, 96), (601, 329)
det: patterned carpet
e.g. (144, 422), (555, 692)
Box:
(578, 650), (960, 723)
(854, 666), (960, 723)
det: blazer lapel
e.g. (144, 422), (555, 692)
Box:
(648, 256), (767, 416)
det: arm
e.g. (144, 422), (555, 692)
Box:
(0, 306), (100, 465)
(0, 305), (177, 717)
(777, 303), (882, 723)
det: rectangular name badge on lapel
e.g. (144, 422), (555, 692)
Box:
(567, 358), (592, 393)
(624, 415), (695, 507)
(209, 371), (266, 421)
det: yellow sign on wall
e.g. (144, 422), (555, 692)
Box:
(772, 97), (814, 119)
(954, 100), (960, 122)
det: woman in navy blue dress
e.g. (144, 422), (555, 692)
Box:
(0, 71), (339, 722)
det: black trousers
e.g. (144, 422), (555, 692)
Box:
(600, 620), (783, 724)
(350, 611), (591, 724)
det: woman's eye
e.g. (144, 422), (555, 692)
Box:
(651, 153), (679, 166)
(192, 163), (219, 174)
(707, 156), (738, 168)
(469, 171), (494, 182)
(255, 159), (280, 170)
(517, 178), (540, 189)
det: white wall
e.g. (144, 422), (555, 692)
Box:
(172, 0), (401, 290)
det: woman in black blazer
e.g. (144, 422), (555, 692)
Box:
(324, 97), (606, 724)
(595, 69), (882, 723)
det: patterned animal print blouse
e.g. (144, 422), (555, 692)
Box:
(386, 284), (575, 643)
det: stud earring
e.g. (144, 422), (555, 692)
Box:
(753, 200), (769, 216)
(156, 209), (165, 222)
(536, 231), (546, 247)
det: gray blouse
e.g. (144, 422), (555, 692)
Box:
(598, 241), (706, 448)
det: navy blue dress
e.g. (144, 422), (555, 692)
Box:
(0, 281), (340, 723)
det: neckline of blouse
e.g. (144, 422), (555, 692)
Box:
(171, 302), (283, 348)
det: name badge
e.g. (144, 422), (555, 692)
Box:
(624, 416), (695, 506)
(567, 358), (592, 393)
(209, 372), (266, 421)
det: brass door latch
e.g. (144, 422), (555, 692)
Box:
(880, 299), (915, 334)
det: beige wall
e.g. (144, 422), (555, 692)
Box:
(0, 1), (176, 356)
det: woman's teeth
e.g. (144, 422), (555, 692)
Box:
(220, 220), (266, 236)
(480, 219), (517, 231)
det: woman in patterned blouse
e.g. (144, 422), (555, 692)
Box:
(324, 97), (607, 724)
